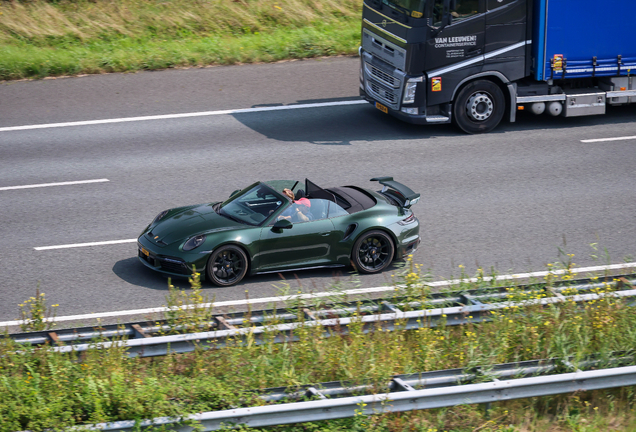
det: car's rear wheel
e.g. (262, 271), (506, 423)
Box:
(352, 230), (394, 274)
(207, 245), (248, 287)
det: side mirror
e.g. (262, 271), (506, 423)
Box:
(229, 189), (241, 198)
(432, 0), (453, 34)
(272, 219), (293, 231)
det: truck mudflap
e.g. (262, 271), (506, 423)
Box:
(371, 177), (420, 208)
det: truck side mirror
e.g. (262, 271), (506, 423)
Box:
(431, 0), (453, 35)
(443, 0), (455, 25)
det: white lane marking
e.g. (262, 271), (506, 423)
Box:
(581, 135), (636, 143)
(0, 100), (368, 133)
(0, 178), (109, 191)
(1, 262), (634, 328)
(35, 239), (137, 251)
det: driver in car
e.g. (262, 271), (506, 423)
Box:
(278, 188), (311, 223)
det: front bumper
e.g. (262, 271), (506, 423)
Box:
(360, 89), (433, 125)
(137, 236), (207, 279)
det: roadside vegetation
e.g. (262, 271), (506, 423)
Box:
(0, 0), (361, 81)
(2, 256), (636, 431)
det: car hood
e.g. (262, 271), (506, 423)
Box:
(147, 203), (244, 246)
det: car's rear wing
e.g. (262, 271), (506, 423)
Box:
(371, 177), (420, 209)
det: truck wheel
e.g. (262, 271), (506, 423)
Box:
(453, 80), (505, 134)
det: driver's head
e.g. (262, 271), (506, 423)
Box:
(283, 188), (295, 201)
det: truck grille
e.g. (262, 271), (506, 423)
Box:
(369, 81), (398, 104)
(365, 62), (400, 88)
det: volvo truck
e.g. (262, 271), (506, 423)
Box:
(359, 0), (636, 133)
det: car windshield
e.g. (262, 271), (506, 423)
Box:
(263, 180), (302, 194)
(218, 183), (286, 226)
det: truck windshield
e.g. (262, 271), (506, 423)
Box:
(382, 0), (426, 17)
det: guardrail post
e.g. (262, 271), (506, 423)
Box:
(305, 387), (327, 400)
(303, 308), (317, 321)
(390, 377), (416, 392)
(381, 301), (402, 313)
(215, 316), (236, 330)
(47, 331), (60, 345)
(460, 294), (483, 305)
(131, 324), (150, 338)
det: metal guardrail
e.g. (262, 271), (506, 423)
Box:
(10, 275), (628, 358)
(6, 275), (634, 347)
(81, 361), (636, 431)
(257, 353), (634, 402)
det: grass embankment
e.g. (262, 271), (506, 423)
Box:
(0, 0), (361, 81)
(2, 261), (636, 431)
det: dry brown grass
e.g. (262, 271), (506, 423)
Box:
(0, 0), (362, 43)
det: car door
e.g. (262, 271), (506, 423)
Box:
(426, 0), (485, 72)
(255, 199), (337, 271)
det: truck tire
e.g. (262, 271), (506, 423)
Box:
(453, 80), (505, 134)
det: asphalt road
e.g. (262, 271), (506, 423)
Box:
(1, 56), (635, 324)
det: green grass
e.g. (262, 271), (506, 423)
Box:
(0, 0), (362, 80)
(2, 260), (636, 431)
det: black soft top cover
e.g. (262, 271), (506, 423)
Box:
(305, 179), (376, 214)
(329, 186), (376, 214)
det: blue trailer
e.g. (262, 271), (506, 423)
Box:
(359, 0), (636, 133)
(534, 0), (636, 81)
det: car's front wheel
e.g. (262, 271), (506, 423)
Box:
(453, 79), (505, 134)
(352, 230), (395, 274)
(207, 245), (248, 287)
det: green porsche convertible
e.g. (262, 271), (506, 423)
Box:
(137, 177), (420, 286)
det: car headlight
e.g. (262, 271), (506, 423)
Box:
(152, 210), (169, 224)
(183, 234), (206, 251)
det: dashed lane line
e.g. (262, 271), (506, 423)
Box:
(0, 179), (109, 191)
(34, 239), (137, 251)
(581, 135), (636, 143)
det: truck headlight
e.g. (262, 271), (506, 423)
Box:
(402, 77), (423, 104)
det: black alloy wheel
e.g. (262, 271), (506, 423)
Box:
(352, 230), (395, 274)
(207, 245), (248, 287)
(453, 79), (505, 134)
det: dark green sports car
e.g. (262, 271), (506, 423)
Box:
(137, 177), (420, 286)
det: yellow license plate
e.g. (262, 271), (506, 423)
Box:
(141, 247), (149, 257)
(375, 102), (389, 114)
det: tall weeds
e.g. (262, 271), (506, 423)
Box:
(2, 261), (636, 431)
